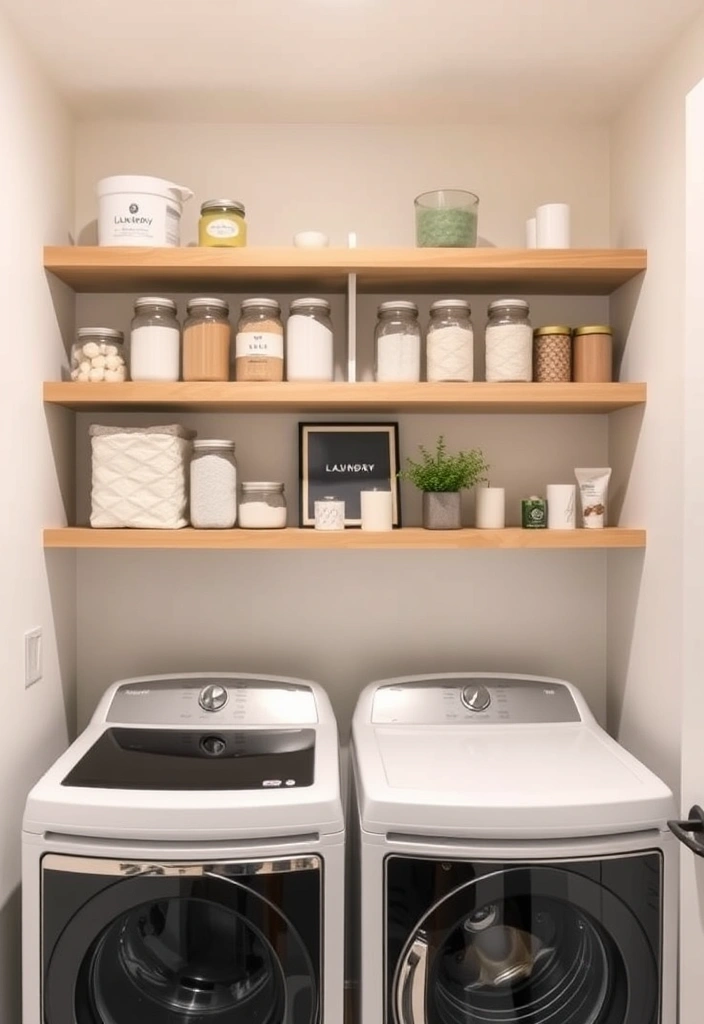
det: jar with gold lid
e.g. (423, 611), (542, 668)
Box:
(573, 325), (613, 382)
(533, 326), (572, 382)
(198, 199), (247, 247)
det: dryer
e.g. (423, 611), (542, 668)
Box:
(23, 673), (345, 1024)
(351, 672), (677, 1024)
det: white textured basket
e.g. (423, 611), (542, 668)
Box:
(90, 425), (194, 529)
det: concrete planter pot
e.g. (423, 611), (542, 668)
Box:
(422, 491), (462, 530)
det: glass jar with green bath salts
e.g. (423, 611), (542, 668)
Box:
(415, 189), (479, 247)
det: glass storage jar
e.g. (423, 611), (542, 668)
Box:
(485, 299), (532, 382)
(286, 298), (334, 381)
(235, 299), (284, 382)
(71, 328), (126, 382)
(198, 200), (247, 247)
(374, 301), (421, 382)
(533, 326), (572, 382)
(238, 482), (287, 529)
(130, 297), (181, 382)
(427, 299), (474, 381)
(183, 298), (231, 381)
(190, 440), (237, 529)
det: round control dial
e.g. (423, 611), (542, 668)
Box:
(201, 735), (227, 757)
(461, 683), (491, 712)
(199, 684), (228, 712)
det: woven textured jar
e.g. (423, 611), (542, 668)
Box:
(533, 326), (572, 382)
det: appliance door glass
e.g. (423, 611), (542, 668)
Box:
(43, 856), (319, 1024)
(388, 856), (661, 1024)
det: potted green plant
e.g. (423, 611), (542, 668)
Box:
(399, 435), (489, 530)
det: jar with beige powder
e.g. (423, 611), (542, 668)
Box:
(235, 299), (284, 382)
(183, 298), (231, 381)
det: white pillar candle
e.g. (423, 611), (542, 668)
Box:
(536, 203), (571, 248)
(526, 217), (537, 248)
(360, 489), (393, 531)
(547, 484), (576, 529)
(475, 487), (505, 529)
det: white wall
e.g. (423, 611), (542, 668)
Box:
(0, 11), (75, 1020)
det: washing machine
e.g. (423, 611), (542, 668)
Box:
(23, 673), (345, 1024)
(351, 672), (677, 1024)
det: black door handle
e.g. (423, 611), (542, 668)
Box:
(668, 805), (704, 858)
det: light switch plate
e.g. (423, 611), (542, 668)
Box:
(25, 628), (42, 687)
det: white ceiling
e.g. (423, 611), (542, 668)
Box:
(4, 0), (703, 121)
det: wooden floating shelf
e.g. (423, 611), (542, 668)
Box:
(43, 528), (646, 551)
(44, 246), (647, 294)
(43, 381), (647, 414)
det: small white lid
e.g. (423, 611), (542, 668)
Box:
(77, 328), (124, 341)
(241, 481), (284, 492)
(186, 297), (229, 313)
(134, 296), (177, 311)
(241, 298), (281, 312)
(430, 299), (471, 312)
(378, 300), (418, 314)
(193, 440), (235, 452)
(290, 297), (330, 311)
(488, 298), (529, 312)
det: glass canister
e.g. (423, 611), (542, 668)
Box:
(573, 325), (613, 382)
(71, 328), (126, 382)
(485, 299), (532, 382)
(190, 440), (238, 529)
(183, 298), (231, 381)
(414, 189), (479, 247)
(374, 301), (421, 382)
(238, 482), (287, 529)
(427, 299), (474, 382)
(533, 326), (572, 383)
(130, 297), (181, 382)
(235, 299), (284, 382)
(286, 298), (334, 381)
(198, 200), (247, 248)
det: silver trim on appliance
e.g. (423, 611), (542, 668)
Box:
(395, 934), (428, 1024)
(41, 853), (321, 877)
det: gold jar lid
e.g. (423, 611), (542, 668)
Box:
(574, 325), (612, 336)
(534, 325), (572, 337)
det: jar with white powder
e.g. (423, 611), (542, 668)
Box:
(130, 297), (181, 381)
(286, 298), (334, 381)
(190, 440), (237, 529)
(427, 299), (474, 381)
(239, 482), (287, 529)
(485, 299), (532, 382)
(374, 301), (421, 382)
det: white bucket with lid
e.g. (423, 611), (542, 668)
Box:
(97, 175), (194, 247)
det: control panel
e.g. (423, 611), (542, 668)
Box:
(371, 677), (581, 725)
(106, 678), (319, 726)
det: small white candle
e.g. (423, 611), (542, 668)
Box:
(476, 487), (505, 529)
(361, 489), (393, 531)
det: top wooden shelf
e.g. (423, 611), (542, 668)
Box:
(44, 246), (647, 294)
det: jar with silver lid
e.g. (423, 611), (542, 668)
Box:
(71, 328), (126, 382)
(287, 298), (334, 381)
(485, 299), (532, 382)
(130, 296), (181, 382)
(235, 299), (284, 382)
(375, 301), (421, 382)
(238, 482), (287, 529)
(427, 299), (474, 381)
(198, 199), (247, 248)
(190, 440), (237, 529)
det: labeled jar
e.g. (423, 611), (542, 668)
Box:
(198, 200), (247, 248)
(183, 298), (231, 381)
(190, 440), (237, 529)
(375, 301), (421, 382)
(427, 299), (474, 381)
(235, 299), (284, 382)
(287, 298), (334, 381)
(71, 328), (126, 382)
(130, 297), (180, 382)
(238, 482), (287, 529)
(533, 326), (572, 383)
(573, 326), (613, 382)
(485, 299), (532, 382)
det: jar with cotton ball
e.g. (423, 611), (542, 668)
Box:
(71, 328), (126, 382)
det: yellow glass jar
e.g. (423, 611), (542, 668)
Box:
(198, 199), (247, 247)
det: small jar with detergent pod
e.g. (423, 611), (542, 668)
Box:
(71, 328), (126, 382)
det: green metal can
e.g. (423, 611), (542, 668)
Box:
(522, 496), (547, 529)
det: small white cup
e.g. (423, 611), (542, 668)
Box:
(293, 230), (330, 248)
(547, 484), (576, 529)
(536, 203), (571, 248)
(526, 217), (537, 249)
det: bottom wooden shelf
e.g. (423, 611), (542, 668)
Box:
(43, 527), (646, 551)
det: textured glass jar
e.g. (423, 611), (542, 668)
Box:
(485, 299), (532, 382)
(130, 297), (180, 382)
(198, 200), (247, 247)
(238, 482), (287, 529)
(427, 300), (474, 382)
(374, 301), (421, 382)
(71, 328), (126, 382)
(235, 299), (284, 382)
(183, 298), (231, 381)
(287, 298), (334, 381)
(190, 440), (238, 529)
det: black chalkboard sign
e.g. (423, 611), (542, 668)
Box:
(299, 423), (401, 527)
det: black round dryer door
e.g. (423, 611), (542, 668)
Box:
(42, 855), (320, 1024)
(391, 862), (660, 1024)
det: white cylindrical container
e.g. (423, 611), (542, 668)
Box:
(130, 297), (181, 381)
(287, 298), (334, 381)
(97, 176), (193, 247)
(475, 487), (506, 529)
(426, 299), (474, 382)
(485, 299), (532, 382)
(190, 440), (238, 529)
(526, 217), (537, 248)
(547, 484), (576, 529)
(314, 496), (345, 531)
(360, 490), (393, 531)
(536, 203), (571, 248)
